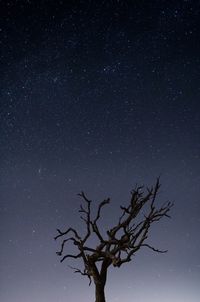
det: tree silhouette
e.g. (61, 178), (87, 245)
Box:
(54, 178), (173, 302)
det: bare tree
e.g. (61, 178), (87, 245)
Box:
(54, 178), (173, 302)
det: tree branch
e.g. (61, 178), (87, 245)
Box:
(141, 243), (167, 253)
(68, 265), (92, 286)
(54, 227), (81, 241)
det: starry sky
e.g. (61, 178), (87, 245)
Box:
(1, 1), (200, 301)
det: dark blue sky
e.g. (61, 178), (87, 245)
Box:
(1, 1), (200, 301)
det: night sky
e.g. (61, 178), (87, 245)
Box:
(1, 1), (200, 301)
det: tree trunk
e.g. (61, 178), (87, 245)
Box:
(92, 258), (110, 302)
(95, 283), (106, 302)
